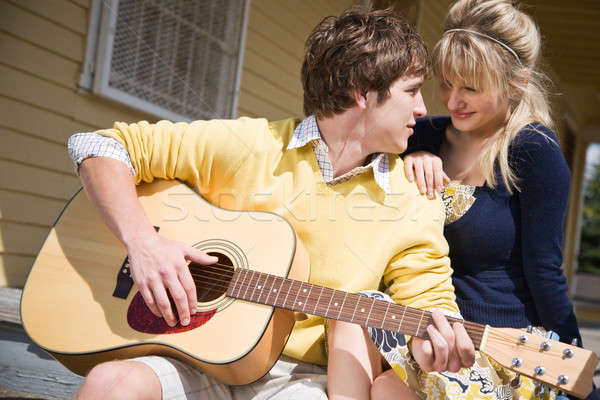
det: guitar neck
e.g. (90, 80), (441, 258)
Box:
(226, 268), (486, 348)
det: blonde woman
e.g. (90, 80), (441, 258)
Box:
(329, 1), (598, 399)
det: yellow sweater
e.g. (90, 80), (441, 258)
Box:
(97, 117), (458, 365)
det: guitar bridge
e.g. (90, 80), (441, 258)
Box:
(112, 256), (133, 299)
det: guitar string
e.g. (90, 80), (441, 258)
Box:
(185, 270), (555, 355)
(138, 278), (571, 369)
(185, 265), (485, 342)
(485, 328), (576, 357)
(191, 264), (439, 327)
(188, 266), (485, 335)
(185, 270), (486, 342)
(191, 272), (448, 328)
(189, 266), (485, 333)
(191, 264), (449, 331)
(191, 270), (468, 330)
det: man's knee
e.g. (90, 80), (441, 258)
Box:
(75, 360), (160, 400)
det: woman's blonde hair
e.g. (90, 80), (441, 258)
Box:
(433, 0), (553, 193)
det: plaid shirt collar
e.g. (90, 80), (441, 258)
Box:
(287, 115), (391, 194)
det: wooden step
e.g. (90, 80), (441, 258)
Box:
(0, 287), (82, 399)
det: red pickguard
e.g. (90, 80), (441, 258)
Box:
(127, 292), (216, 334)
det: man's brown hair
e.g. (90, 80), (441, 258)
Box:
(302, 7), (428, 119)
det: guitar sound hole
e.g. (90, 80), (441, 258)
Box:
(190, 252), (234, 303)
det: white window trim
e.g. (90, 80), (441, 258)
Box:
(79, 0), (250, 121)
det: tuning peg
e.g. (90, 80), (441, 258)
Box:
(526, 325), (533, 333)
(540, 341), (551, 351)
(534, 366), (545, 376)
(571, 338), (579, 346)
(544, 330), (559, 341)
(562, 348), (574, 358)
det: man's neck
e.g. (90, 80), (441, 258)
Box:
(316, 112), (372, 178)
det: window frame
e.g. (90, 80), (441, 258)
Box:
(79, 0), (250, 121)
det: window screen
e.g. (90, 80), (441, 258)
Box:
(85, 0), (248, 121)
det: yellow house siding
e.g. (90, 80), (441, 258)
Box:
(237, 0), (355, 119)
(0, 160), (80, 201)
(70, 0), (89, 9)
(0, 0), (155, 287)
(1, 32), (81, 91)
(418, 0), (453, 116)
(0, 255), (36, 287)
(0, 191), (67, 227)
(14, 0), (88, 35)
(1, 1), (84, 62)
(0, 128), (73, 175)
(0, 96), (94, 145)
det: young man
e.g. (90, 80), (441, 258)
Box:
(68, 7), (474, 399)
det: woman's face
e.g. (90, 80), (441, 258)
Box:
(438, 80), (510, 137)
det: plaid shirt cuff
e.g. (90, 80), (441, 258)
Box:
(67, 133), (135, 176)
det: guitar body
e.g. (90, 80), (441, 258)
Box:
(21, 180), (310, 385)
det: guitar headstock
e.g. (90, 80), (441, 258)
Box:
(480, 326), (598, 398)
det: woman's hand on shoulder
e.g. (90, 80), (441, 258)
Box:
(403, 151), (450, 198)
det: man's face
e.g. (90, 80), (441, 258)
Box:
(363, 75), (427, 154)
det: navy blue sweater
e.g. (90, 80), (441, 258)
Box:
(409, 116), (583, 342)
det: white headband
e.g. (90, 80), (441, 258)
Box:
(444, 28), (522, 65)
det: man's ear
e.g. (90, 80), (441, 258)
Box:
(353, 89), (368, 110)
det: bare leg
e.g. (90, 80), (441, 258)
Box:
(327, 320), (383, 400)
(73, 360), (161, 400)
(371, 369), (420, 400)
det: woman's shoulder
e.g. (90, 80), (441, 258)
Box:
(512, 123), (559, 150)
(510, 123), (564, 161)
(415, 116), (451, 134)
(407, 116), (451, 155)
(509, 122), (570, 183)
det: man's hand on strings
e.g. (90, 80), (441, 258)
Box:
(126, 231), (218, 327)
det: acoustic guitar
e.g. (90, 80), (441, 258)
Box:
(20, 180), (597, 397)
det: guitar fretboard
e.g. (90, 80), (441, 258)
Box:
(226, 268), (485, 347)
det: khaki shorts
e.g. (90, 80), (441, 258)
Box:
(134, 355), (327, 400)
